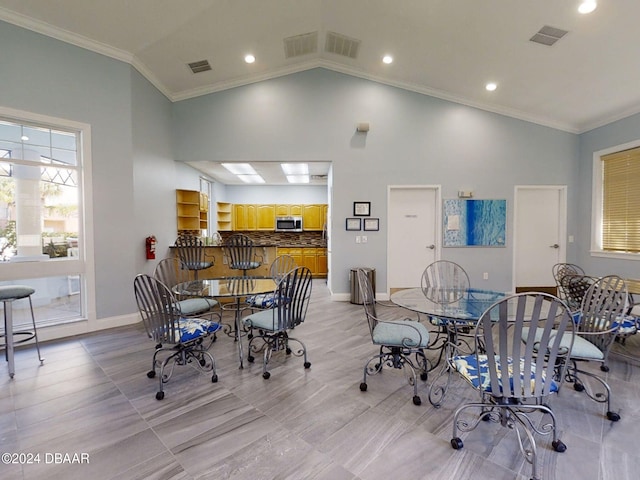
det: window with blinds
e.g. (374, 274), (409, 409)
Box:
(601, 146), (640, 252)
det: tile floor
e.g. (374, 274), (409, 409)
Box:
(2, 280), (640, 479)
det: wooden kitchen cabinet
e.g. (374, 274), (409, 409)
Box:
(301, 248), (317, 273)
(216, 202), (232, 231)
(256, 204), (276, 230)
(176, 189), (202, 234)
(302, 204), (325, 230)
(277, 246), (327, 278)
(275, 204), (302, 216)
(316, 248), (328, 276)
(233, 204), (258, 230)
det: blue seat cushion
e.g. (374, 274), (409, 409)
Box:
(242, 309), (280, 331)
(177, 297), (218, 316)
(372, 320), (429, 348)
(452, 354), (559, 394)
(177, 317), (221, 343)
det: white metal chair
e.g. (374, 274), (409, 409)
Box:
(245, 255), (297, 310)
(564, 275), (630, 421)
(174, 235), (214, 280)
(451, 292), (575, 480)
(242, 266), (312, 379)
(357, 267), (430, 405)
(133, 274), (221, 400)
(223, 233), (263, 275)
(154, 257), (221, 321)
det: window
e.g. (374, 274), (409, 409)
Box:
(592, 141), (640, 258)
(0, 108), (93, 329)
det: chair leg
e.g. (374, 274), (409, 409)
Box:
(27, 296), (44, 364)
(568, 363), (620, 421)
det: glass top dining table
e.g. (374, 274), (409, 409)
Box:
(172, 276), (277, 369)
(390, 287), (507, 322)
(390, 286), (507, 407)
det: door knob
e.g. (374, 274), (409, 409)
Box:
(550, 244), (559, 249)
(427, 244), (435, 250)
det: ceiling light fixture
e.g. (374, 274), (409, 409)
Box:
(382, 55), (393, 64)
(281, 163), (309, 175)
(244, 54), (255, 64)
(486, 82), (497, 92)
(286, 175), (310, 184)
(238, 174), (265, 184)
(221, 163), (256, 175)
(578, 1), (597, 14)
(20, 135), (29, 141)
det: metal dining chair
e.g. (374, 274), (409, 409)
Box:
(174, 235), (214, 280)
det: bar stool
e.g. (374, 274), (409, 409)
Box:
(0, 285), (44, 378)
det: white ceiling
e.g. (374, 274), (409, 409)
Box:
(1, 1), (638, 181)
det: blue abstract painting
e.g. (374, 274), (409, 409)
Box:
(443, 199), (506, 247)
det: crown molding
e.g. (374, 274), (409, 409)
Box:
(0, 6), (133, 64)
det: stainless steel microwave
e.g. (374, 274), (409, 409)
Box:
(275, 216), (303, 232)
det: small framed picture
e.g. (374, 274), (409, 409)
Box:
(363, 218), (379, 231)
(346, 218), (362, 231)
(353, 201), (371, 216)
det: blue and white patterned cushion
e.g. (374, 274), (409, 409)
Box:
(246, 293), (277, 308)
(452, 354), (559, 394)
(372, 320), (430, 348)
(177, 317), (221, 343)
(613, 315), (638, 335)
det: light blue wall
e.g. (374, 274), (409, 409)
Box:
(8, 18), (631, 312)
(577, 113), (640, 279)
(0, 21), (204, 319)
(0, 20), (136, 318)
(173, 69), (580, 293)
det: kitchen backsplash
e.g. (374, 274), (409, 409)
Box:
(219, 231), (326, 247)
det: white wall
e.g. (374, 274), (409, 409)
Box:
(223, 185), (327, 204)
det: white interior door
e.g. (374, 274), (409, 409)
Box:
(387, 186), (439, 292)
(513, 186), (566, 289)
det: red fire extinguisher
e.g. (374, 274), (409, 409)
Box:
(145, 236), (156, 260)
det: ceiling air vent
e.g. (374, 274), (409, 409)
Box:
(284, 32), (318, 58)
(325, 31), (360, 59)
(529, 25), (569, 46)
(187, 59), (212, 74)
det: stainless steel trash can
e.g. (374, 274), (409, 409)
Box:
(350, 267), (375, 304)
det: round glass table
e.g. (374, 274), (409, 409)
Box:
(173, 276), (277, 368)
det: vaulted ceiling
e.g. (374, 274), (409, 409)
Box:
(1, 1), (637, 183)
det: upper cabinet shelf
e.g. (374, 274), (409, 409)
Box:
(221, 203), (327, 232)
(177, 189), (208, 234)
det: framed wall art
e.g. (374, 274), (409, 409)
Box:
(346, 218), (362, 231)
(363, 218), (379, 231)
(443, 199), (506, 247)
(353, 201), (371, 216)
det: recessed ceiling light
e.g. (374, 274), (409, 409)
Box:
(281, 163), (309, 175)
(244, 54), (255, 64)
(382, 55), (393, 64)
(486, 82), (497, 92)
(20, 135), (29, 141)
(238, 174), (265, 184)
(578, 1), (597, 14)
(286, 175), (310, 184)
(222, 163), (256, 175)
